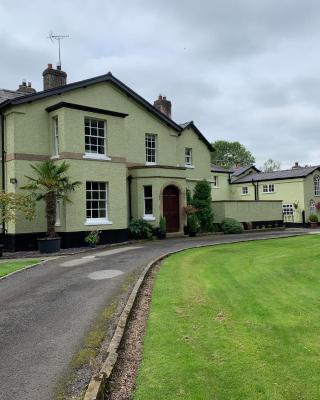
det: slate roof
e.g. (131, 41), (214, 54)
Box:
(230, 165), (260, 176)
(0, 89), (25, 104)
(232, 165), (320, 184)
(211, 164), (230, 173)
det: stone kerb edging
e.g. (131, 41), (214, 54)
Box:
(83, 232), (305, 400)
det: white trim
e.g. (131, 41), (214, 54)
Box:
(145, 161), (157, 166)
(51, 155), (60, 160)
(85, 218), (112, 226)
(185, 164), (195, 169)
(83, 153), (111, 161)
(143, 215), (156, 221)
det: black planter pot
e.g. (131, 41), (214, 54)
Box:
(157, 231), (166, 239)
(189, 231), (197, 237)
(37, 237), (61, 254)
(0, 244), (4, 257)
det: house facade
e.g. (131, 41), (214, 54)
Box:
(0, 64), (213, 250)
(211, 163), (320, 225)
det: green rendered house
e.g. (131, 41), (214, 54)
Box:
(211, 162), (320, 226)
(0, 64), (213, 250)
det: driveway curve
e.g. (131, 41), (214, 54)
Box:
(0, 230), (309, 400)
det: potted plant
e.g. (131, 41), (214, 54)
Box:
(309, 213), (318, 228)
(158, 216), (166, 239)
(0, 192), (35, 256)
(246, 222), (253, 230)
(22, 160), (81, 253)
(85, 229), (101, 248)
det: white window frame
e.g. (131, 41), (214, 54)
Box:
(84, 118), (111, 160)
(145, 134), (157, 165)
(212, 176), (219, 188)
(282, 203), (294, 216)
(143, 185), (155, 220)
(262, 184), (275, 193)
(85, 181), (112, 225)
(314, 175), (320, 196)
(51, 117), (59, 158)
(185, 147), (193, 167)
(241, 186), (248, 195)
(310, 200), (316, 214)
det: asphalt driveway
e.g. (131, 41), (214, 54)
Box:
(0, 229), (310, 400)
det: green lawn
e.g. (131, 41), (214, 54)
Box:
(134, 236), (320, 400)
(0, 259), (40, 278)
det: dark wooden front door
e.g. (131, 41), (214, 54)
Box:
(163, 185), (180, 232)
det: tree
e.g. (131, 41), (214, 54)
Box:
(22, 160), (81, 238)
(0, 192), (35, 225)
(211, 140), (255, 169)
(192, 180), (214, 232)
(261, 158), (281, 172)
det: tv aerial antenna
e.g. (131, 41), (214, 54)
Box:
(48, 32), (70, 67)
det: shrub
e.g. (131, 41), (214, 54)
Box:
(159, 216), (166, 233)
(187, 214), (200, 233)
(85, 229), (101, 246)
(192, 180), (214, 232)
(129, 218), (153, 240)
(309, 214), (318, 222)
(221, 218), (244, 234)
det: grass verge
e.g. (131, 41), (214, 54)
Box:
(0, 259), (40, 278)
(134, 236), (320, 400)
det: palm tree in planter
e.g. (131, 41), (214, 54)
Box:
(22, 160), (81, 253)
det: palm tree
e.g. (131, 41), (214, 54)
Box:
(22, 160), (81, 238)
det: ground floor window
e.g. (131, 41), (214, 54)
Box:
(282, 204), (294, 216)
(86, 181), (108, 222)
(212, 175), (219, 188)
(310, 199), (316, 214)
(143, 185), (153, 217)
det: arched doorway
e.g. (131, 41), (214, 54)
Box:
(163, 185), (180, 232)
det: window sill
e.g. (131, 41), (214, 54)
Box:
(185, 165), (195, 169)
(212, 186), (219, 189)
(241, 193), (249, 196)
(262, 192), (275, 194)
(145, 162), (157, 166)
(85, 219), (113, 226)
(83, 154), (111, 161)
(143, 215), (156, 221)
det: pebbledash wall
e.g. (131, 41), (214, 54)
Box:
(1, 74), (212, 250)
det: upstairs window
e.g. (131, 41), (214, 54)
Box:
(263, 184), (275, 193)
(145, 134), (157, 164)
(185, 148), (193, 166)
(212, 176), (219, 188)
(283, 204), (294, 216)
(85, 118), (106, 157)
(242, 186), (248, 195)
(143, 186), (153, 217)
(86, 181), (108, 222)
(314, 175), (320, 196)
(52, 117), (59, 157)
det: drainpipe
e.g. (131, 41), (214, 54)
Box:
(0, 112), (6, 242)
(127, 175), (133, 221)
(251, 179), (259, 200)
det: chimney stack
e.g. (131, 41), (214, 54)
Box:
(153, 94), (172, 118)
(16, 79), (36, 94)
(42, 63), (67, 90)
(292, 161), (301, 169)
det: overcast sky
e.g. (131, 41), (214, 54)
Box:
(2, 0), (320, 168)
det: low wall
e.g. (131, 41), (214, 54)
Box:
(212, 200), (283, 224)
